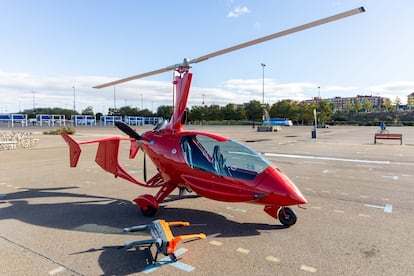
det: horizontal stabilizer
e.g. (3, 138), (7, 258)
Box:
(95, 139), (142, 185)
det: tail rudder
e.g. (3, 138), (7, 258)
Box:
(61, 132), (82, 167)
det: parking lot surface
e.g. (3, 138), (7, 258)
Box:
(1, 125), (413, 275)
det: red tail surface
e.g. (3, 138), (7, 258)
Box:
(61, 132), (82, 167)
(61, 132), (145, 186)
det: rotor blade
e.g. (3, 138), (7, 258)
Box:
(94, 6), (365, 88)
(189, 7), (365, 64)
(94, 66), (175, 89)
(115, 121), (141, 140)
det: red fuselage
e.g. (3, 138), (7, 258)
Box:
(141, 129), (307, 209)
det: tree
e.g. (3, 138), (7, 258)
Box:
(81, 106), (94, 115)
(296, 102), (316, 125)
(157, 105), (173, 119)
(353, 100), (362, 113)
(244, 100), (262, 121)
(394, 96), (402, 110)
(318, 100), (333, 125)
(362, 100), (373, 112)
(383, 99), (394, 111)
(270, 100), (295, 119)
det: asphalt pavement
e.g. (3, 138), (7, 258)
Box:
(1, 125), (413, 275)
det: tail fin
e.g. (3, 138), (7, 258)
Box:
(95, 139), (141, 185)
(61, 132), (82, 167)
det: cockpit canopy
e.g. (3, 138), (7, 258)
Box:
(181, 134), (270, 180)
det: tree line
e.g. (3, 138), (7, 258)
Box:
(22, 98), (411, 126)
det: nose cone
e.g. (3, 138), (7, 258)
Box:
(256, 166), (307, 206)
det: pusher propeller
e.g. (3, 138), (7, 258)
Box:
(115, 121), (141, 140)
(94, 7), (365, 89)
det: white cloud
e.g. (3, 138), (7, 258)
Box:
(0, 71), (412, 114)
(227, 6), (250, 18)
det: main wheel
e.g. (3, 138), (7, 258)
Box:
(140, 205), (157, 217)
(278, 207), (297, 227)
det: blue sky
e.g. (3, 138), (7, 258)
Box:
(1, 0), (413, 114)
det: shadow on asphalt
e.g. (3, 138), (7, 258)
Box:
(1, 186), (287, 275)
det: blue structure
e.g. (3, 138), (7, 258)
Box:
(263, 118), (293, 126)
(125, 116), (144, 126)
(100, 116), (123, 126)
(36, 114), (66, 127)
(71, 115), (96, 126)
(0, 114), (28, 127)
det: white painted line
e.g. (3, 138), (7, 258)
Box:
(311, 206), (322, 210)
(143, 248), (195, 274)
(265, 256), (281, 263)
(382, 176), (399, 180)
(236, 248), (250, 254)
(265, 152), (393, 164)
(334, 210), (345, 214)
(358, 214), (371, 218)
(359, 195), (369, 198)
(217, 212), (234, 219)
(169, 260), (195, 272)
(300, 265), (317, 273)
(48, 266), (66, 275)
(225, 206), (247, 213)
(364, 204), (393, 213)
(384, 204), (393, 213)
(209, 240), (223, 246)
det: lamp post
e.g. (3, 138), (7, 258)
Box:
(261, 63), (266, 105)
(72, 86), (76, 112)
(32, 91), (36, 112)
(113, 86), (117, 109)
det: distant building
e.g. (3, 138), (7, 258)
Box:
(305, 95), (389, 111)
(408, 92), (414, 107)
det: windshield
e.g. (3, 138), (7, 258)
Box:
(181, 134), (270, 180)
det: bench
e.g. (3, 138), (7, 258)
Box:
(374, 133), (402, 145)
(257, 126), (281, 132)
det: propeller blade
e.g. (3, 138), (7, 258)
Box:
(94, 6), (365, 88)
(143, 152), (147, 183)
(189, 7), (365, 64)
(115, 121), (141, 140)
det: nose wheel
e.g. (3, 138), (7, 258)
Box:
(278, 207), (297, 227)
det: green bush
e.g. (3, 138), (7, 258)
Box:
(43, 126), (76, 135)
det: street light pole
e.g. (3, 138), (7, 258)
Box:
(113, 86), (117, 109)
(261, 63), (266, 105)
(72, 86), (76, 112)
(32, 91), (36, 112)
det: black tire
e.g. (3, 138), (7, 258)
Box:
(278, 207), (297, 227)
(141, 205), (157, 217)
